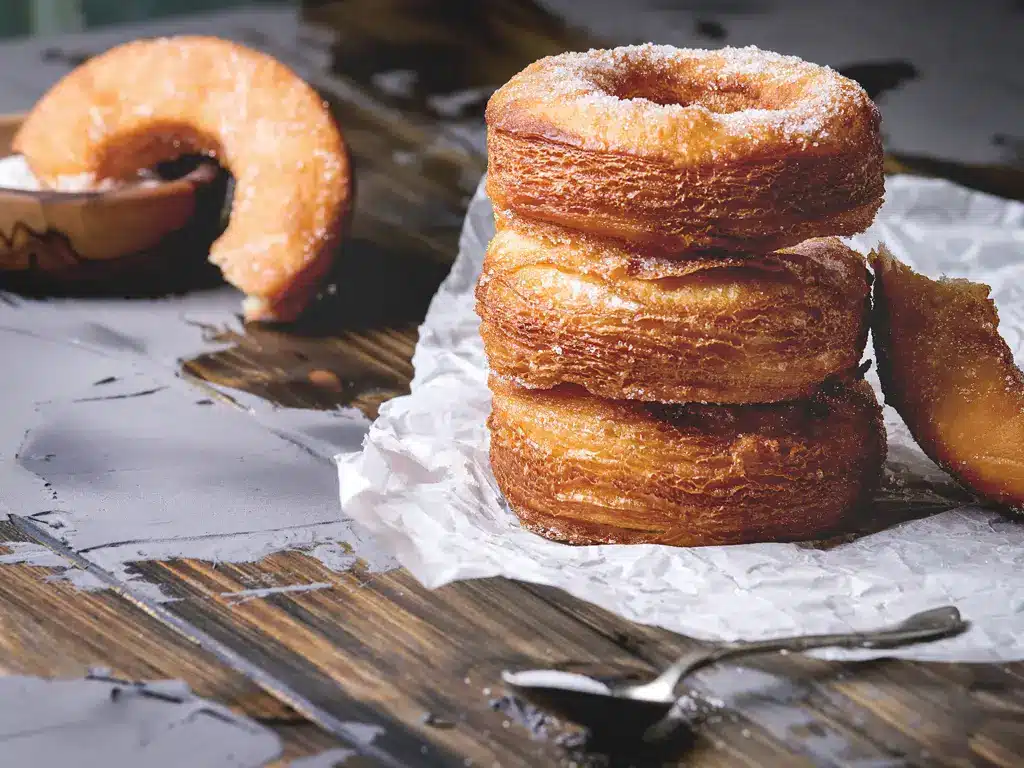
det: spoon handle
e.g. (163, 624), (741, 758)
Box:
(701, 605), (966, 671)
(644, 606), (966, 743)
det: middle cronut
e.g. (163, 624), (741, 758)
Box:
(477, 213), (872, 405)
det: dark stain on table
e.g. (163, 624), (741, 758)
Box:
(694, 19), (728, 41)
(40, 47), (93, 68)
(837, 60), (920, 101)
(992, 133), (1024, 168)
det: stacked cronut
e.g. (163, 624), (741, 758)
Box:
(475, 45), (888, 547)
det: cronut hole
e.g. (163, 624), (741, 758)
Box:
(91, 121), (234, 225)
(611, 73), (765, 113)
(92, 121), (235, 245)
(92, 121), (226, 181)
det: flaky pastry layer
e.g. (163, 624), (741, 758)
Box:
(872, 247), (1024, 510)
(488, 376), (886, 547)
(485, 45), (883, 252)
(477, 215), (871, 404)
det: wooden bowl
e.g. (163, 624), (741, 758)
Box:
(0, 112), (229, 297)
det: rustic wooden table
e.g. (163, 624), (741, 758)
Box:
(2, 1), (1023, 766)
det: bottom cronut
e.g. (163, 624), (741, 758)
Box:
(488, 377), (886, 547)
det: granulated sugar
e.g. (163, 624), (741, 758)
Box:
(0, 154), (155, 192)
(489, 44), (871, 162)
(0, 154), (54, 190)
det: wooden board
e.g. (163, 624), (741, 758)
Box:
(1, 1), (1023, 766)
(0, 521), (343, 765)
(6, 517), (1023, 767)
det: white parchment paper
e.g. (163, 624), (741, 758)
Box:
(337, 175), (1024, 662)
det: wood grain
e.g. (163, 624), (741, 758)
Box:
(0, 521), (348, 764)
(0, 2), (1022, 767)
(7, 520), (1023, 766)
(134, 553), (820, 767)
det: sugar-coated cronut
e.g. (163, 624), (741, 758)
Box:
(872, 247), (1024, 510)
(488, 376), (886, 546)
(486, 44), (883, 254)
(13, 35), (351, 322)
(476, 212), (872, 404)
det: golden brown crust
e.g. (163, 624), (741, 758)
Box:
(488, 377), (886, 546)
(13, 36), (351, 322)
(476, 213), (871, 404)
(485, 45), (883, 252)
(871, 247), (1024, 510)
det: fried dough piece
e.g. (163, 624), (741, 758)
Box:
(489, 376), (886, 546)
(477, 213), (871, 404)
(13, 36), (351, 322)
(872, 246), (1024, 509)
(486, 44), (883, 253)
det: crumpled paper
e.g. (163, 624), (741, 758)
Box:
(337, 175), (1024, 662)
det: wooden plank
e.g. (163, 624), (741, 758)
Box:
(278, 12), (1021, 767)
(0, 526), (280, 716)
(9, 513), (1022, 767)
(272, 724), (359, 768)
(0, 521), (350, 764)
(132, 552), (825, 768)
(6, 516), (456, 768)
(124, 547), (1024, 767)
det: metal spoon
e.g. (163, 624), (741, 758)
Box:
(502, 606), (967, 741)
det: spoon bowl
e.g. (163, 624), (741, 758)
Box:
(501, 670), (674, 736)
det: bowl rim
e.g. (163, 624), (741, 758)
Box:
(0, 111), (218, 203)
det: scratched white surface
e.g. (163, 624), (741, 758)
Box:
(0, 287), (392, 600)
(0, 673), (388, 767)
(337, 175), (1024, 663)
(0, 675), (282, 767)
